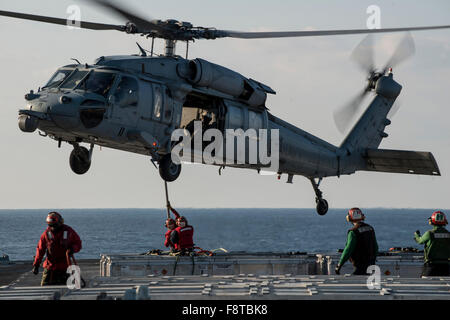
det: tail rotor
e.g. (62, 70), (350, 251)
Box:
(333, 33), (415, 134)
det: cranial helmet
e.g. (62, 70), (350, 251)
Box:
(346, 208), (365, 223)
(177, 216), (188, 225)
(46, 212), (64, 227)
(165, 218), (176, 228)
(429, 211), (448, 226)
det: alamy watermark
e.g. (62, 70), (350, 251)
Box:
(66, 265), (82, 290)
(171, 122), (280, 173)
(66, 5), (81, 29)
(366, 265), (381, 290)
(367, 5), (381, 30)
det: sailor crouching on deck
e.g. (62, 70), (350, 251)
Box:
(164, 203), (180, 252)
(335, 208), (379, 275)
(32, 212), (82, 286)
(170, 216), (195, 255)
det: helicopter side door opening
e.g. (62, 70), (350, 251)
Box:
(181, 94), (222, 132)
(177, 93), (270, 169)
(179, 93), (222, 161)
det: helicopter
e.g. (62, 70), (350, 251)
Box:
(1, 0), (447, 215)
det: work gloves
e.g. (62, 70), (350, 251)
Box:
(335, 264), (342, 275)
(32, 265), (39, 275)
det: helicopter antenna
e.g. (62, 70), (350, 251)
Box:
(71, 58), (81, 64)
(136, 42), (147, 57)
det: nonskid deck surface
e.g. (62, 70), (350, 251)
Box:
(0, 273), (449, 300)
(0, 252), (448, 300)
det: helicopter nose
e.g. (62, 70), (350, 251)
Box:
(19, 93), (106, 133)
(47, 96), (81, 130)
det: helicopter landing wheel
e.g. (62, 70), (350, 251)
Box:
(69, 146), (91, 175)
(316, 198), (329, 216)
(159, 154), (181, 182)
(309, 177), (328, 216)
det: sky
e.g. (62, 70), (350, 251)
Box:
(0, 0), (449, 210)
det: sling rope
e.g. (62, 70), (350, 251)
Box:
(164, 181), (170, 219)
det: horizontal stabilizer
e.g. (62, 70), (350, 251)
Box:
(364, 149), (441, 176)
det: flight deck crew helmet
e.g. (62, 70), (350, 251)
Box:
(165, 218), (176, 228)
(46, 212), (64, 227)
(346, 208), (365, 223)
(177, 216), (188, 227)
(429, 211), (448, 226)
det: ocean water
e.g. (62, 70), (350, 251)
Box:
(0, 208), (443, 261)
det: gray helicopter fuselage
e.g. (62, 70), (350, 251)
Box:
(18, 54), (416, 180)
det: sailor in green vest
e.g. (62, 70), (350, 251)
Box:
(335, 208), (379, 275)
(414, 211), (450, 277)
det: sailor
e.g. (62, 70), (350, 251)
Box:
(335, 208), (379, 275)
(32, 212), (82, 286)
(170, 216), (195, 255)
(164, 203), (180, 251)
(414, 211), (450, 276)
(201, 111), (213, 131)
(185, 111), (213, 137)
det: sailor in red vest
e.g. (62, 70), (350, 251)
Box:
(164, 203), (180, 251)
(32, 212), (82, 286)
(170, 216), (195, 255)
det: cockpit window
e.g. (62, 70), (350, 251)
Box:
(114, 76), (139, 107)
(78, 71), (115, 98)
(43, 69), (74, 89)
(60, 70), (89, 89)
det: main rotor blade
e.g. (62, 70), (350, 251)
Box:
(220, 25), (450, 39)
(0, 10), (125, 31)
(383, 32), (416, 72)
(87, 0), (168, 35)
(350, 34), (375, 74)
(333, 89), (369, 134)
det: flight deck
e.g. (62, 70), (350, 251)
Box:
(0, 252), (449, 300)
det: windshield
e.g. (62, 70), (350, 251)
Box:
(78, 71), (116, 97)
(60, 70), (89, 89)
(43, 69), (74, 89)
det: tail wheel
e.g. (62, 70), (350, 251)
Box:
(69, 147), (91, 175)
(159, 154), (181, 182)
